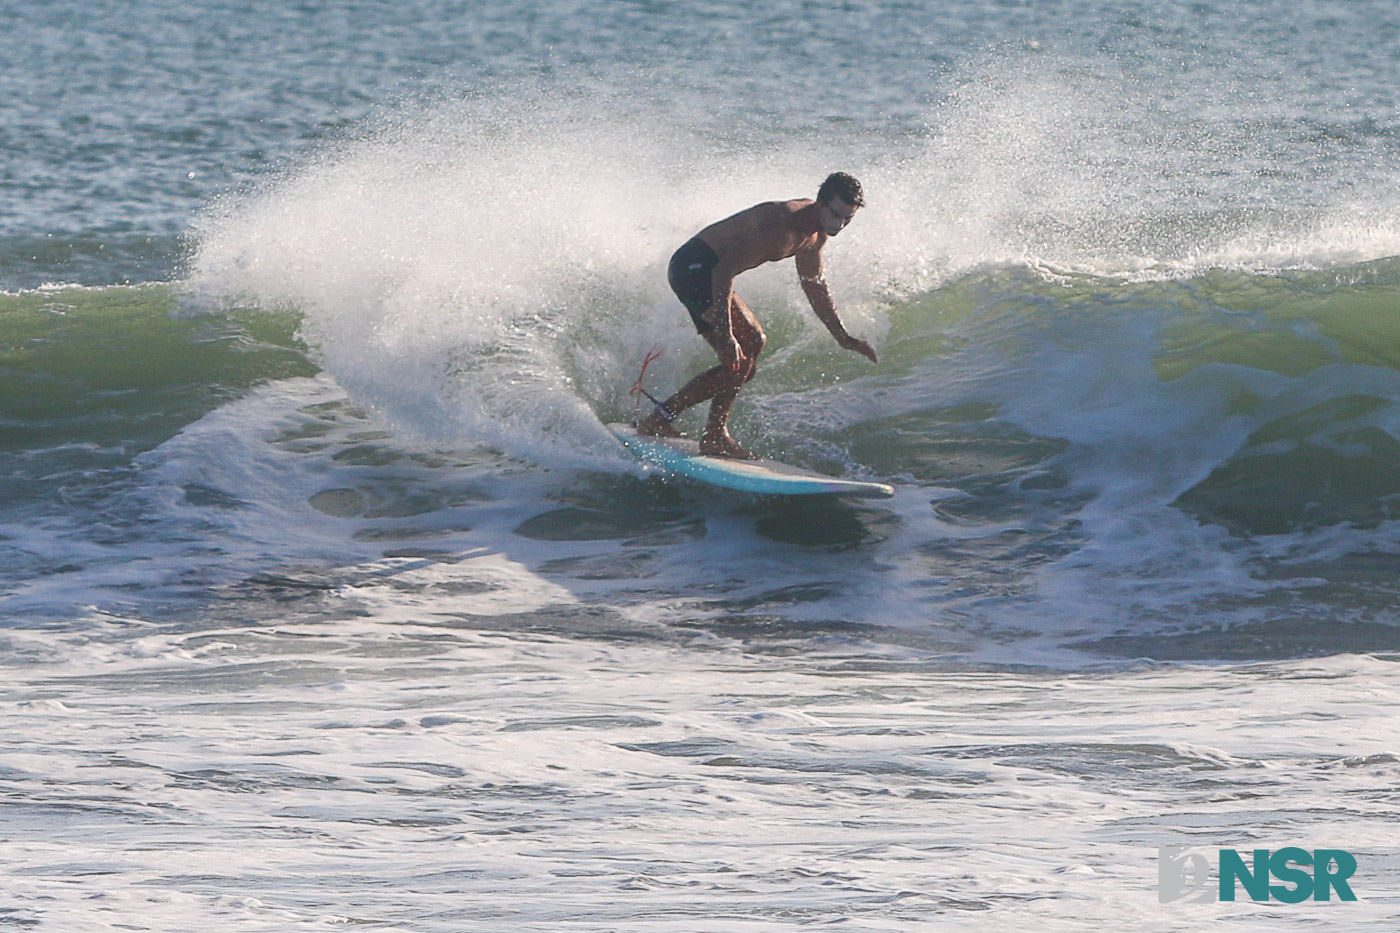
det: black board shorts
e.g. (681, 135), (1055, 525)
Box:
(668, 236), (720, 334)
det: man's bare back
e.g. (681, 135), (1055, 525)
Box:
(637, 172), (877, 459)
(697, 199), (823, 276)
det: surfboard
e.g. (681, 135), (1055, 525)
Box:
(609, 424), (894, 498)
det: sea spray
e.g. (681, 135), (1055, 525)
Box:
(186, 91), (861, 463)
(188, 63), (1400, 469)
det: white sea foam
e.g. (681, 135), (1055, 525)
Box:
(4, 614), (1398, 931)
(187, 94), (847, 464)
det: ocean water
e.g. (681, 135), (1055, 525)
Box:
(5, 0), (1400, 928)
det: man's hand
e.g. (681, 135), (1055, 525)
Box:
(719, 332), (746, 373)
(839, 334), (878, 363)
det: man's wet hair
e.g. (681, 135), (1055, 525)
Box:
(818, 172), (864, 208)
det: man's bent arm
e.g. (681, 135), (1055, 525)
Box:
(710, 270), (736, 338)
(709, 268), (745, 371)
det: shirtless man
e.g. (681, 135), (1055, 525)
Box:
(637, 172), (878, 459)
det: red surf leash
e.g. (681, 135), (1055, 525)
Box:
(629, 345), (676, 425)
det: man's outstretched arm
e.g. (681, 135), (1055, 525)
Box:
(795, 246), (877, 363)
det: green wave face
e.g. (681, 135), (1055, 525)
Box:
(12, 261), (1400, 543)
(0, 285), (314, 457)
(859, 261), (1400, 537)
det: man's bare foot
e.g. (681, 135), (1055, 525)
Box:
(636, 413), (684, 438)
(700, 433), (757, 460)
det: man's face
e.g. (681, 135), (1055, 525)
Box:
(819, 196), (858, 236)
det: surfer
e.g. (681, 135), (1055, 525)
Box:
(637, 172), (878, 459)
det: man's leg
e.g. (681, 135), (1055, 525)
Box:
(637, 296), (765, 457)
(700, 295), (765, 458)
(636, 363), (732, 438)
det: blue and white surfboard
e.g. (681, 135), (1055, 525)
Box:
(610, 424), (894, 498)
